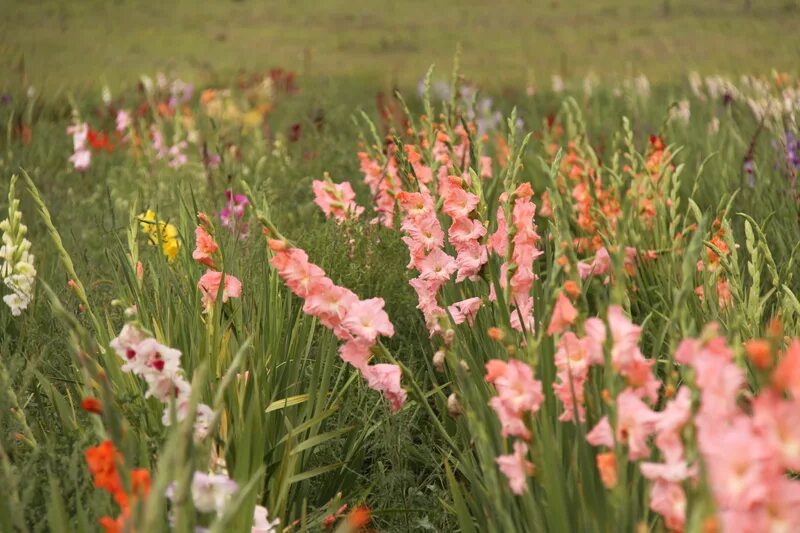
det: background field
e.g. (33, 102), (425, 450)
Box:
(2, 2), (800, 531)
(2, 0), (800, 94)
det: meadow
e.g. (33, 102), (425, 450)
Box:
(2, 2), (800, 532)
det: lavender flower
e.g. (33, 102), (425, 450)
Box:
(220, 190), (250, 238)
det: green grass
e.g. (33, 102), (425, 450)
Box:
(2, 0), (799, 94)
(2, 4), (800, 530)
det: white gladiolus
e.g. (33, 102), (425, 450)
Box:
(1, 176), (36, 316)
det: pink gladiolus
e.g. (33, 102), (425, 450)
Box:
(486, 359), (544, 440)
(192, 226), (218, 267)
(586, 416), (614, 448)
(340, 298), (395, 344)
(615, 389), (658, 460)
(270, 242), (404, 412)
(417, 248), (457, 284)
(198, 270), (242, 308)
(496, 441), (534, 495)
(577, 246), (612, 280)
(547, 291), (578, 335)
(361, 364), (407, 412)
(448, 297), (482, 325)
(312, 177), (364, 222)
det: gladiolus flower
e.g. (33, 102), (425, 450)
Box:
(496, 441), (534, 495)
(596, 452), (618, 488)
(81, 397), (102, 414)
(198, 270), (242, 308)
(192, 226), (219, 267)
(547, 291), (578, 335)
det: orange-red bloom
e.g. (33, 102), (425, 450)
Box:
(81, 397), (103, 414)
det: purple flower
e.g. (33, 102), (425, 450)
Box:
(743, 158), (756, 188)
(220, 189), (250, 238)
(723, 90), (734, 106)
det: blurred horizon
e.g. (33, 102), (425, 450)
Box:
(2, 0), (799, 95)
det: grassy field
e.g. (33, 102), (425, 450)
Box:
(2, 0), (800, 93)
(2, 2), (800, 532)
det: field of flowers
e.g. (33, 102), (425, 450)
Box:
(2, 55), (800, 533)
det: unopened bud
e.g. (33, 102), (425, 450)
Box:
(447, 393), (463, 417)
(432, 350), (446, 372)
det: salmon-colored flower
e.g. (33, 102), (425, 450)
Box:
(198, 270), (242, 308)
(596, 452), (617, 488)
(192, 226), (219, 267)
(81, 397), (102, 414)
(547, 291), (578, 335)
(496, 441), (534, 495)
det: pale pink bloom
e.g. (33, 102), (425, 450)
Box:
(607, 305), (642, 368)
(402, 213), (445, 256)
(496, 441), (534, 495)
(577, 246), (612, 279)
(616, 389), (658, 460)
(338, 340), (372, 371)
(479, 156), (493, 178)
(647, 480), (686, 532)
(126, 337), (183, 377)
(271, 248), (326, 298)
(547, 292), (578, 335)
(361, 364), (406, 412)
(655, 387), (693, 436)
(552, 328), (605, 422)
(66, 123), (88, 150)
(150, 124), (167, 159)
(756, 479), (800, 532)
(454, 241), (488, 282)
(442, 184), (479, 218)
(115, 110), (131, 132)
(397, 190), (435, 219)
(187, 470), (238, 513)
(703, 415), (774, 510)
(341, 298), (394, 343)
(192, 226), (218, 267)
(583, 318), (607, 362)
(586, 416), (614, 448)
(552, 372), (586, 422)
(312, 179), (364, 222)
(640, 453), (692, 484)
(509, 294), (535, 333)
(448, 217), (486, 245)
(417, 248), (457, 284)
(110, 323), (147, 361)
(69, 149), (91, 171)
(146, 372), (190, 403)
(752, 390), (800, 471)
(198, 270), (242, 308)
(304, 280), (359, 334)
(487, 206), (508, 257)
(252, 505), (280, 533)
(622, 356), (661, 403)
(192, 403), (215, 442)
(168, 141), (188, 169)
(489, 398), (532, 440)
(448, 297), (482, 325)
(486, 359), (544, 440)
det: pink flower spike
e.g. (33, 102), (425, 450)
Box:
(361, 364), (406, 412)
(341, 298), (395, 343)
(586, 416), (614, 448)
(547, 291), (578, 335)
(192, 226), (219, 267)
(198, 270), (242, 309)
(496, 441), (534, 495)
(448, 297), (482, 325)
